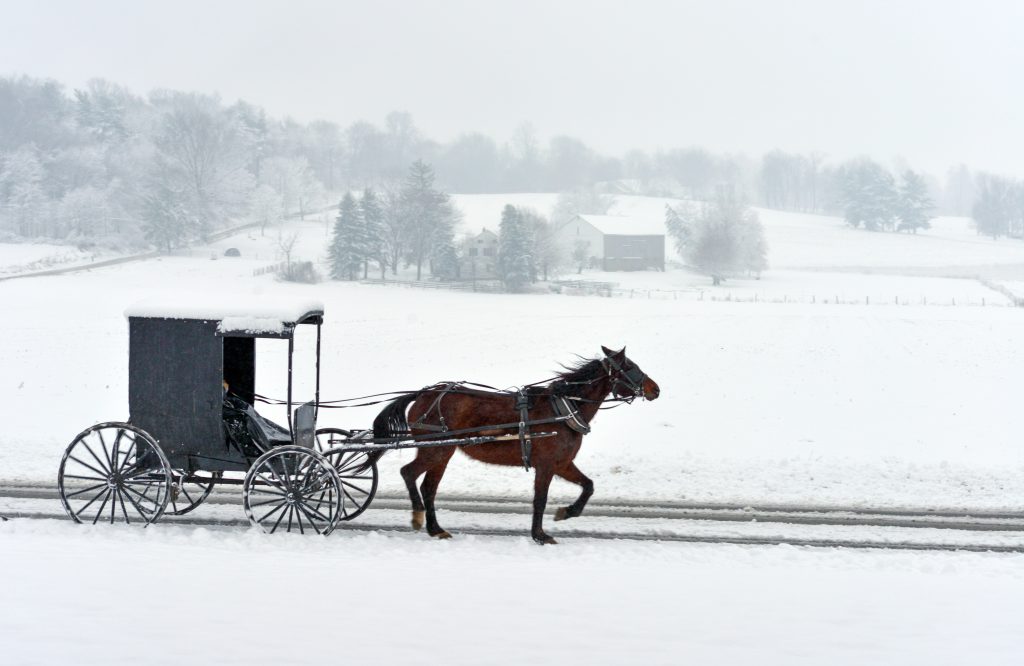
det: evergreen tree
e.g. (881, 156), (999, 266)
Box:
(141, 181), (191, 252)
(400, 160), (454, 280)
(359, 187), (385, 278)
(328, 192), (363, 280)
(840, 159), (898, 231)
(896, 170), (933, 233)
(497, 204), (533, 292)
(429, 201), (460, 280)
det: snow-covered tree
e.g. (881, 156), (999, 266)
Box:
(498, 204), (533, 292)
(359, 187), (386, 278)
(520, 207), (562, 281)
(141, 180), (192, 252)
(896, 170), (933, 233)
(399, 160), (458, 280)
(249, 184), (284, 236)
(665, 199), (767, 285)
(328, 192), (363, 280)
(839, 159), (898, 231)
(972, 173), (1016, 239)
(149, 91), (254, 239)
(260, 156), (324, 219)
(0, 147), (47, 236)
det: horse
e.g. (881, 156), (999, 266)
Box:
(370, 346), (660, 544)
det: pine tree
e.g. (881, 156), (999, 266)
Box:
(497, 204), (533, 292)
(429, 200), (460, 280)
(399, 160), (455, 280)
(896, 170), (933, 233)
(328, 192), (363, 280)
(840, 159), (898, 231)
(141, 181), (192, 252)
(359, 187), (385, 278)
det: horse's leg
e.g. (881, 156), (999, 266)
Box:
(553, 461), (594, 522)
(400, 452), (431, 531)
(421, 446), (456, 539)
(531, 464), (557, 545)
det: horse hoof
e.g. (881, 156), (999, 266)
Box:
(554, 507), (570, 521)
(432, 531), (452, 540)
(411, 511), (425, 531)
(533, 534), (558, 545)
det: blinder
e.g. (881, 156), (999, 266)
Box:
(601, 355), (647, 399)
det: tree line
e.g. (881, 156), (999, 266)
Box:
(328, 161), (570, 292)
(0, 73), (1016, 251)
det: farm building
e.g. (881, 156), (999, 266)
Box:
(556, 214), (665, 271)
(459, 227), (499, 279)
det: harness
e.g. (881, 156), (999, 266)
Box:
(405, 357), (647, 471)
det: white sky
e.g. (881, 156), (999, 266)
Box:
(3, 0), (1024, 176)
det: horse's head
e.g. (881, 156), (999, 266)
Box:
(601, 346), (660, 401)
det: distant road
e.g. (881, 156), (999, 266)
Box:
(0, 205), (338, 284)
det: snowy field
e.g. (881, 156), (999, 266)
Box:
(2, 208), (1024, 509)
(3, 202), (1024, 663)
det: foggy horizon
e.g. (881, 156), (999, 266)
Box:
(4, 0), (1024, 177)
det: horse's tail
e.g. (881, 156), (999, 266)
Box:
(366, 391), (420, 468)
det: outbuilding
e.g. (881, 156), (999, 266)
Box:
(557, 214), (665, 271)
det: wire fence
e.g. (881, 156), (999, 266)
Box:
(357, 276), (1020, 308)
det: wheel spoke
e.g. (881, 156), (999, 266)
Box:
(97, 430), (115, 473)
(120, 485), (152, 522)
(249, 497), (287, 509)
(121, 483), (161, 513)
(63, 473), (107, 482)
(80, 440), (112, 476)
(117, 489), (131, 524)
(249, 485), (288, 497)
(65, 482), (107, 498)
(256, 501), (287, 526)
(296, 504), (323, 535)
(339, 480), (370, 495)
(73, 486), (110, 518)
(336, 456), (370, 475)
(68, 455), (109, 479)
(294, 506), (306, 535)
(116, 438), (138, 475)
(91, 489), (112, 525)
(299, 502), (333, 525)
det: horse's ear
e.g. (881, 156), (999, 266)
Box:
(601, 345), (614, 357)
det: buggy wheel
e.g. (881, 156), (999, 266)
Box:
(57, 422), (172, 525)
(243, 446), (342, 535)
(169, 471), (222, 515)
(314, 428), (379, 521)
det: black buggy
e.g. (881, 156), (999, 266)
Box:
(56, 300), (379, 535)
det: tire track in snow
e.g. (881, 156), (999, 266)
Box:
(5, 484), (1024, 553)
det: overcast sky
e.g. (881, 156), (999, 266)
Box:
(3, 0), (1023, 176)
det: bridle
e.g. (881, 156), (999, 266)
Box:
(601, 355), (648, 402)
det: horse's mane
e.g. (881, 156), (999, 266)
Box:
(538, 357), (605, 396)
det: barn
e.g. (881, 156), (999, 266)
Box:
(557, 214), (666, 271)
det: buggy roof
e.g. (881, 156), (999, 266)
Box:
(125, 297), (324, 337)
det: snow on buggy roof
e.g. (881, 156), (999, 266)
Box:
(125, 297), (324, 336)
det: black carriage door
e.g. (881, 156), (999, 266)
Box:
(129, 317), (245, 471)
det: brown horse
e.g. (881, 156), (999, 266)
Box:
(371, 346), (660, 544)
